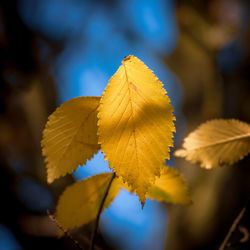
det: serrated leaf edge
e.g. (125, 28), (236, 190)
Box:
(97, 55), (176, 201)
(41, 96), (100, 183)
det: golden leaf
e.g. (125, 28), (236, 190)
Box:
(56, 173), (120, 230)
(147, 166), (192, 205)
(119, 166), (191, 205)
(175, 119), (250, 169)
(42, 97), (100, 183)
(98, 55), (175, 203)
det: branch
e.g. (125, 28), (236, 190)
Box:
(47, 210), (84, 250)
(89, 173), (116, 250)
(219, 206), (246, 250)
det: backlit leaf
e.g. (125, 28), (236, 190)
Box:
(119, 165), (191, 205)
(98, 55), (175, 203)
(175, 119), (250, 169)
(147, 166), (192, 205)
(56, 173), (120, 230)
(42, 97), (100, 183)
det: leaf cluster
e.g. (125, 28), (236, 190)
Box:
(42, 56), (191, 231)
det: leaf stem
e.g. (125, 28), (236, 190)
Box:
(89, 173), (116, 250)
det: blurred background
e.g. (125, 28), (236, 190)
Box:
(0, 0), (250, 249)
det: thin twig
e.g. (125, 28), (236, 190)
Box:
(219, 207), (246, 250)
(89, 173), (116, 250)
(47, 210), (84, 250)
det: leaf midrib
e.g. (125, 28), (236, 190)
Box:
(188, 133), (250, 150)
(122, 61), (139, 171)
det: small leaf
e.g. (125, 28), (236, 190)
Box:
(42, 97), (100, 183)
(56, 173), (120, 230)
(98, 55), (175, 204)
(119, 165), (191, 205)
(175, 119), (250, 169)
(147, 166), (192, 205)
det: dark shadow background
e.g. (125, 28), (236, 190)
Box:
(0, 0), (249, 249)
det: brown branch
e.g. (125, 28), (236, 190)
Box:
(47, 210), (84, 250)
(89, 173), (116, 250)
(219, 207), (246, 250)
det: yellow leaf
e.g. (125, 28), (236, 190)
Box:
(56, 173), (120, 230)
(147, 166), (192, 205)
(175, 119), (250, 169)
(42, 97), (100, 183)
(98, 55), (175, 203)
(119, 166), (191, 205)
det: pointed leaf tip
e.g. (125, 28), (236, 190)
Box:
(118, 165), (191, 206)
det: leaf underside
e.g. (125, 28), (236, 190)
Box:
(98, 55), (175, 203)
(42, 97), (100, 183)
(175, 119), (250, 169)
(56, 173), (120, 230)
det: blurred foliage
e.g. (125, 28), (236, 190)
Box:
(165, 1), (250, 250)
(175, 119), (250, 169)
